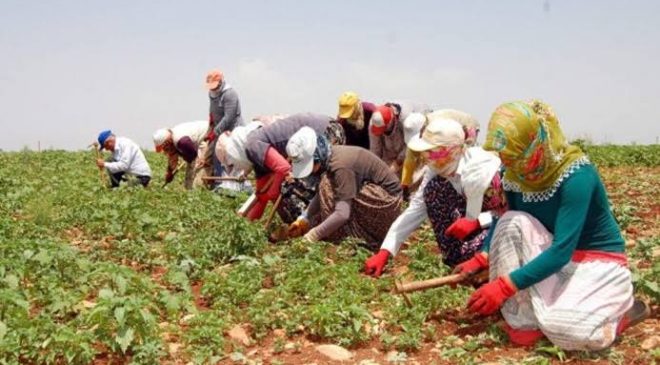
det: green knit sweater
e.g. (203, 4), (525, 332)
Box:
(482, 163), (624, 290)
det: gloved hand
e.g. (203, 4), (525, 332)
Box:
(364, 249), (390, 277)
(287, 217), (310, 238)
(467, 276), (516, 316)
(206, 130), (217, 143)
(165, 171), (174, 183)
(452, 252), (488, 276)
(445, 218), (481, 241)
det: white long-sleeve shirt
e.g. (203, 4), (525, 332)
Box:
(171, 121), (208, 147)
(381, 147), (499, 256)
(104, 137), (152, 177)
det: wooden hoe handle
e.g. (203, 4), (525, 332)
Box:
(395, 273), (467, 294)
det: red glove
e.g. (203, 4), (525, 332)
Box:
(452, 252), (489, 276)
(445, 218), (481, 241)
(207, 130), (217, 143)
(364, 250), (390, 277)
(467, 276), (516, 316)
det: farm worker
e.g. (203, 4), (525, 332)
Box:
(400, 110), (480, 199)
(218, 113), (335, 221)
(399, 112), (426, 199)
(462, 100), (648, 349)
(216, 121), (297, 223)
(286, 128), (403, 245)
(152, 121), (208, 189)
(199, 68), (244, 191)
(95, 130), (152, 188)
(364, 110), (505, 277)
(336, 91), (377, 149)
(215, 122), (265, 178)
(217, 115), (345, 223)
(369, 101), (430, 175)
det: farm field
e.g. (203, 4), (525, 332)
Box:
(0, 145), (658, 365)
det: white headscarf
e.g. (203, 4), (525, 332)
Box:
(458, 147), (501, 219)
(414, 110), (500, 219)
(215, 122), (262, 173)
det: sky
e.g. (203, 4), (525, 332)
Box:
(1, 0), (659, 151)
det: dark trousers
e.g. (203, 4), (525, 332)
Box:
(109, 171), (151, 188)
(211, 139), (226, 184)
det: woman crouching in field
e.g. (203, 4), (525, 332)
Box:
(461, 100), (649, 349)
(285, 127), (403, 245)
(216, 114), (344, 222)
(364, 110), (507, 276)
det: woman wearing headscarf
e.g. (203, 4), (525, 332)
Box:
(216, 113), (345, 221)
(336, 91), (377, 149)
(215, 122), (263, 178)
(286, 127), (403, 244)
(243, 113), (344, 223)
(461, 100), (647, 349)
(399, 109), (480, 198)
(153, 120), (209, 189)
(364, 110), (506, 277)
(369, 101), (430, 174)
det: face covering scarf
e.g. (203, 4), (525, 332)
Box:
(484, 100), (584, 193)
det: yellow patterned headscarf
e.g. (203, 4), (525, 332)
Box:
(483, 100), (584, 192)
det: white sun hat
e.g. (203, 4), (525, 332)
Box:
(403, 112), (426, 145)
(286, 126), (318, 178)
(407, 117), (465, 152)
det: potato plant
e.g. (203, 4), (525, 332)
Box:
(0, 147), (657, 364)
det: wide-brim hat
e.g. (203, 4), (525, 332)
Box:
(407, 118), (465, 152)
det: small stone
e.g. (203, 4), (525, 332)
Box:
(180, 314), (195, 324)
(372, 310), (384, 319)
(641, 335), (660, 350)
(168, 342), (182, 355)
(315, 344), (354, 361)
(82, 300), (96, 308)
(228, 325), (251, 346)
(273, 329), (286, 338)
(229, 352), (245, 362)
(386, 350), (408, 363)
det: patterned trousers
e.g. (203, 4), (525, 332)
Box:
(489, 211), (633, 350)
